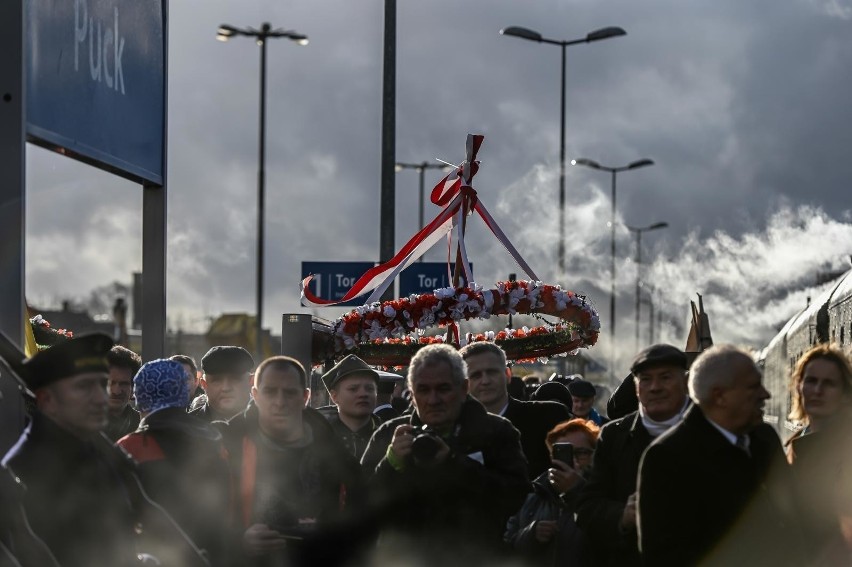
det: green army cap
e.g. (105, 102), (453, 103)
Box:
(321, 354), (380, 392)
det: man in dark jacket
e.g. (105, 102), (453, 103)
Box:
(216, 355), (366, 567)
(373, 370), (405, 422)
(117, 358), (232, 566)
(460, 342), (572, 478)
(104, 344), (141, 441)
(576, 344), (689, 567)
(361, 344), (530, 563)
(637, 345), (803, 566)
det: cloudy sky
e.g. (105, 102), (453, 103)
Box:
(24, 0), (852, 371)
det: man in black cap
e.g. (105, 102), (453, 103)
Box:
(374, 370), (405, 422)
(460, 342), (571, 479)
(567, 376), (608, 426)
(1, 333), (142, 567)
(190, 345), (254, 422)
(576, 343), (689, 567)
(319, 354), (383, 460)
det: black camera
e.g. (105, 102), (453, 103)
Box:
(410, 425), (442, 463)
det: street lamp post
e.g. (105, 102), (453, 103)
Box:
(626, 222), (668, 352)
(395, 161), (452, 244)
(500, 25), (626, 275)
(217, 23), (308, 362)
(571, 158), (654, 372)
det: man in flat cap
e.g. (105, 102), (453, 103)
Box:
(1, 333), (140, 567)
(576, 343), (690, 567)
(567, 377), (608, 426)
(319, 354), (382, 460)
(190, 345), (254, 422)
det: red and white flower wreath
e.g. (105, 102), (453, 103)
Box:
(330, 280), (600, 366)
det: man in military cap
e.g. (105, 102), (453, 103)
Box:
(190, 345), (254, 422)
(319, 354), (382, 460)
(374, 370), (405, 422)
(1, 333), (140, 567)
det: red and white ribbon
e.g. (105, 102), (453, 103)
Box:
(301, 134), (540, 307)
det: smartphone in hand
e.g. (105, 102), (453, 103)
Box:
(551, 442), (574, 468)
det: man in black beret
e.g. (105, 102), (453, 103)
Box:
(319, 354), (382, 460)
(373, 370), (405, 422)
(1, 333), (139, 566)
(190, 345), (254, 422)
(576, 343), (689, 567)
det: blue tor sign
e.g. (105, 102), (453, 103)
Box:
(301, 262), (376, 307)
(399, 262), (473, 297)
(26, 0), (165, 184)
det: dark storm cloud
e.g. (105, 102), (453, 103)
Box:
(24, 0), (852, 363)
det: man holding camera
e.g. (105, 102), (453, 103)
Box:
(361, 344), (530, 562)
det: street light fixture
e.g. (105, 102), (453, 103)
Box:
(571, 157), (654, 373)
(217, 22), (307, 361)
(500, 25), (626, 275)
(626, 221), (668, 352)
(395, 161), (453, 238)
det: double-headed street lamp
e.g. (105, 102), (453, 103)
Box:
(395, 161), (452, 239)
(217, 23), (308, 361)
(626, 222), (668, 352)
(500, 25), (626, 274)
(571, 157), (654, 373)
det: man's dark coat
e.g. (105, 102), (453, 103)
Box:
(502, 396), (572, 479)
(576, 410), (652, 567)
(637, 405), (804, 567)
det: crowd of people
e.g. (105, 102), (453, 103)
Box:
(1, 333), (851, 566)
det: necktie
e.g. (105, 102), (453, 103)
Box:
(735, 434), (751, 457)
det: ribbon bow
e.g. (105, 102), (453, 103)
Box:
(301, 134), (539, 307)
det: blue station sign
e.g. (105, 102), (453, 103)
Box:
(26, 0), (166, 184)
(399, 262), (473, 297)
(301, 262), (376, 307)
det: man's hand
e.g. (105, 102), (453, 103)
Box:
(390, 424), (415, 459)
(243, 524), (289, 557)
(548, 459), (582, 493)
(535, 520), (559, 543)
(620, 492), (637, 531)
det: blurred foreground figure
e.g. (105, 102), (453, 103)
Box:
(785, 344), (852, 564)
(637, 344), (803, 566)
(117, 359), (232, 566)
(361, 344), (529, 564)
(2, 334), (208, 567)
(216, 356), (367, 567)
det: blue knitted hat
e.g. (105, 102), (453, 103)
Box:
(134, 359), (190, 414)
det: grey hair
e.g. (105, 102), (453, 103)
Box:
(407, 344), (467, 388)
(688, 344), (756, 406)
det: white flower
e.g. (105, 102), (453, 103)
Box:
(383, 305), (396, 318)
